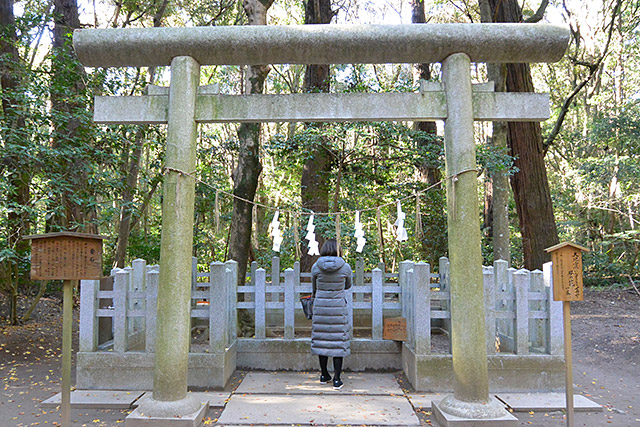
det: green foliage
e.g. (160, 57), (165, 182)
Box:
(548, 104), (640, 285)
(3, 0), (640, 306)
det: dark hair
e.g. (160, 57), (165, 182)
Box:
(320, 239), (339, 257)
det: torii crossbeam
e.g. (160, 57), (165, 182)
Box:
(74, 23), (569, 427)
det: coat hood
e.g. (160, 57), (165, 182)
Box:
(316, 256), (346, 272)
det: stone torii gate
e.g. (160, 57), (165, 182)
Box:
(73, 24), (569, 426)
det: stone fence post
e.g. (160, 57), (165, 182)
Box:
(530, 269), (546, 350)
(371, 268), (383, 340)
(79, 280), (99, 352)
(439, 257), (451, 336)
(483, 266), (496, 355)
(209, 262), (226, 353)
(145, 269), (158, 353)
(355, 258), (365, 303)
(113, 269), (129, 353)
(514, 269), (531, 355)
(255, 268), (266, 339)
(226, 260), (238, 345)
(284, 268), (294, 339)
(293, 261), (301, 302)
(413, 262), (431, 355)
(544, 262), (564, 355)
(399, 261), (414, 320)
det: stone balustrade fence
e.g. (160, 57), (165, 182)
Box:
(77, 257), (565, 392)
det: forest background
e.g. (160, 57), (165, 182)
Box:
(1, 0), (638, 325)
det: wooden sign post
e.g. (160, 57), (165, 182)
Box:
(545, 242), (589, 427)
(24, 232), (106, 427)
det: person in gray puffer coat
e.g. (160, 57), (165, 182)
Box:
(311, 239), (352, 390)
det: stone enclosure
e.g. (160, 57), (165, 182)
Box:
(77, 257), (565, 392)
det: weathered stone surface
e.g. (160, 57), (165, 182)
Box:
(432, 398), (518, 427)
(125, 394), (208, 427)
(79, 280), (99, 352)
(495, 392), (603, 412)
(154, 55), (200, 402)
(93, 92), (550, 124)
(236, 338), (402, 371)
(438, 394), (507, 420)
(407, 392), (447, 409)
(235, 372), (402, 395)
(134, 391), (230, 409)
(73, 24), (569, 67)
(442, 52), (489, 404)
(41, 390), (145, 409)
(218, 394), (419, 426)
(76, 348), (236, 390)
(402, 345), (565, 392)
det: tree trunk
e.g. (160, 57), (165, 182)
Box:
(411, 0), (447, 267)
(485, 0), (558, 270)
(114, 128), (145, 268)
(227, 0), (274, 285)
(300, 0), (334, 272)
(411, 0), (438, 186)
(1, 0), (31, 324)
(114, 5), (167, 268)
(479, 0), (510, 264)
(50, 0), (97, 233)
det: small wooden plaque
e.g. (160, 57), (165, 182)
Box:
(383, 317), (407, 341)
(545, 242), (589, 302)
(24, 232), (107, 280)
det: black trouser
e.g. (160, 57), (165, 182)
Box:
(319, 355), (343, 380)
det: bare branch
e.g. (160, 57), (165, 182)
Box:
(544, 0), (623, 152)
(626, 275), (640, 298)
(524, 0), (549, 23)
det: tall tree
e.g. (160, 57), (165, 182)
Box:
(114, 1), (169, 268)
(485, 0), (558, 270)
(479, 0), (510, 264)
(300, 0), (334, 272)
(1, 0), (31, 324)
(411, 0), (447, 267)
(228, 0), (275, 284)
(50, 0), (96, 233)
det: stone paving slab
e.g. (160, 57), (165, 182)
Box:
(432, 400), (518, 427)
(495, 392), (603, 412)
(134, 391), (231, 408)
(234, 372), (402, 395)
(217, 394), (420, 426)
(407, 392), (447, 409)
(41, 390), (145, 409)
(125, 400), (208, 427)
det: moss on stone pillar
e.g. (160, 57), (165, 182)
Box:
(154, 55), (200, 402)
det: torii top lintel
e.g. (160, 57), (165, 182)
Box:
(73, 23), (569, 68)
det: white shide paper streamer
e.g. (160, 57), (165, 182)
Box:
(354, 210), (366, 253)
(305, 213), (320, 256)
(270, 210), (283, 252)
(394, 201), (408, 242)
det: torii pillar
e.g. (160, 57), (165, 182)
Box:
(73, 23), (569, 426)
(434, 52), (509, 423)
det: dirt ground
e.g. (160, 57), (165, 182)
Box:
(1, 287), (639, 426)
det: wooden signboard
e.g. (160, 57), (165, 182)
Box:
(383, 317), (407, 341)
(24, 232), (107, 280)
(545, 242), (589, 427)
(545, 242), (589, 302)
(23, 232), (107, 427)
